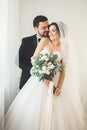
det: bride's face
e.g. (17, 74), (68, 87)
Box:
(49, 25), (60, 41)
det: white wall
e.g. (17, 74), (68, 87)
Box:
(19, 0), (87, 111)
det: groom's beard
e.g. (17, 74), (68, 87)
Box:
(37, 31), (49, 37)
(38, 31), (49, 37)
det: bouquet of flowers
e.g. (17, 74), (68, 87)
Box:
(31, 52), (64, 82)
(31, 52), (64, 94)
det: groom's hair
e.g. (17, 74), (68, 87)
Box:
(33, 15), (48, 28)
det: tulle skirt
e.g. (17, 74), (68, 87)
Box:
(5, 75), (85, 130)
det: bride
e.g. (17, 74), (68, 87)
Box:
(5, 22), (85, 130)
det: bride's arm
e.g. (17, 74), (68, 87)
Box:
(55, 69), (65, 96)
(31, 37), (49, 65)
(31, 37), (51, 86)
(55, 44), (69, 96)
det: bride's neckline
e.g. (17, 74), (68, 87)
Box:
(43, 41), (62, 54)
(41, 48), (62, 55)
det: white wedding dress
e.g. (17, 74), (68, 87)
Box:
(5, 46), (85, 130)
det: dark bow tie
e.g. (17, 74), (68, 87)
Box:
(38, 38), (41, 42)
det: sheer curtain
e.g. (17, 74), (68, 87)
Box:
(0, 0), (20, 128)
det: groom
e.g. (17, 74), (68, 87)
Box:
(19, 15), (49, 89)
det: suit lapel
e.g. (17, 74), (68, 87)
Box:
(33, 35), (37, 47)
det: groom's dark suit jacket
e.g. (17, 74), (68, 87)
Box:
(19, 34), (37, 89)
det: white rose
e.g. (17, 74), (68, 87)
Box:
(47, 63), (55, 69)
(46, 70), (50, 75)
(41, 55), (48, 60)
(42, 66), (47, 73)
(45, 57), (49, 61)
(50, 64), (55, 69)
(38, 70), (43, 74)
(48, 62), (52, 66)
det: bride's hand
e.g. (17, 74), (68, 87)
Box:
(55, 87), (62, 96)
(44, 79), (50, 86)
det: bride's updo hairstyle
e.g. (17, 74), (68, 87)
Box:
(48, 22), (60, 37)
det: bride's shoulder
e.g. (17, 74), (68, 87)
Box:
(41, 37), (50, 43)
(38, 37), (50, 47)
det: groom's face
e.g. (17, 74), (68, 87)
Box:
(35, 20), (49, 37)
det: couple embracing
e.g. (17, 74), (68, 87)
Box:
(5, 15), (85, 130)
